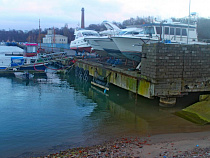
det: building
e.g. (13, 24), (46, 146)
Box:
(43, 29), (68, 44)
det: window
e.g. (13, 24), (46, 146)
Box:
(125, 31), (140, 35)
(30, 59), (36, 63)
(82, 32), (99, 37)
(156, 27), (162, 34)
(176, 28), (181, 35)
(119, 31), (127, 35)
(189, 29), (195, 31)
(144, 27), (155, 34)
(170, 28), (174, 35)
(182, 29), (187, 36)
(164, 27), (169, 34)
(27, 46), (36, 53)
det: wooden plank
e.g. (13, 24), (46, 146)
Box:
(91, 81), (109, 91)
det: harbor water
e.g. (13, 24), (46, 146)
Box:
(0, 46), (209, 157)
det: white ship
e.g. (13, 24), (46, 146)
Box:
(70, 29), (100, 53)
(85, 21), (144, 59)
(112, 20), (204, 62)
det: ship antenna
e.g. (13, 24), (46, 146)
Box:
(39, 19), (41, 49)
(52, 27), (55, 52)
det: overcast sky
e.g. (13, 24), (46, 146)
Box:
(0, 0), (209, 30)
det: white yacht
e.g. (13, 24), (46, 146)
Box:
(112, 21), (202, 62)
(70, 29), (100, 53)
(84, 21), (121, 57)
(85, 22), (144, 59)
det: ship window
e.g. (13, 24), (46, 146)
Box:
(164, 27), (169, 34)
(189, 29), (195, 31)
(176, 28), (181, 35)
(182, 29), (187, 36)
(30, 59), (36, 63)
(77, 32), (83, 37)
(144, 27), (155, 34)
(170, 28), (175, 35)
(82, 32), (99, 37)
(119, 31), (127, 35)
(27, 46), (36, 53)
(132, 31), (140, 35)
(156, 27), (162, 34)
(125, 31), (140, 35)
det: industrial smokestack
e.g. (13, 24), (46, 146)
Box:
(81, 8), (85, 28)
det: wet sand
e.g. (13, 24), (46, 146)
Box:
(42, 131), (210, 158)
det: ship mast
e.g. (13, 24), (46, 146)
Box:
(39, 19), (41, 48)
(52, 27), (55, 52)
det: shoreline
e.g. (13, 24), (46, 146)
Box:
(42, 131), (210, 158)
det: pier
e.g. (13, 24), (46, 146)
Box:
(74, 43), (210, 107)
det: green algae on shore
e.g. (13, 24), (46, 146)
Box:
(175, 94), (210, 125)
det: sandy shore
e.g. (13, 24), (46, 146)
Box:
(41, 131), (210, 158)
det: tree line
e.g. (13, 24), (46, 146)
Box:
(1, 16), (210, 43)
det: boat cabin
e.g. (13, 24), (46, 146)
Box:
(74, 30), (100, 40)
(118, 28), (144, 36)
(141, 22), (198, 43)
(23, 43), (38, 57)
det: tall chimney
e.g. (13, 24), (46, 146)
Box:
(81, 8), (85, 28)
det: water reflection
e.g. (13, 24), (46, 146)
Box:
(62, 73), (209, 137)
(0, 71), (209, 158)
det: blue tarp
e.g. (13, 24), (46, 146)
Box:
(11, 57), (24, 67)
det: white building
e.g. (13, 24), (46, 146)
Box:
(43, 29), (68, 44)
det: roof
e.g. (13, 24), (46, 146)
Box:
(142, 23), (196, 29)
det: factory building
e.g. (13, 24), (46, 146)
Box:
(43, 29), (68, 44)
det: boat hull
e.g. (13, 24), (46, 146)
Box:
(121, 52), (142, 62)
(103, 48), (124, 59)
(95, 50), (109, 57)
(19, 63), (47, 71)
(70, 36), (93, 53)
(84, 37), (104, 51)
(112, 36), (158, 62)
(94, 37), (126, 59)
(70, 46), (92, 53)
(84, 37), (109, 57)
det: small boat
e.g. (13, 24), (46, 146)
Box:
(14, 71), (34, 80)
(0, 43), (47, 71)
(70, 29), (100, 53)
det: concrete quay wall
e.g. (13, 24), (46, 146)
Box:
(141, 43), (210, 97)
(74, 43), (210, 106)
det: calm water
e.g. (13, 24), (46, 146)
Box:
(0, 46), (209, 157)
